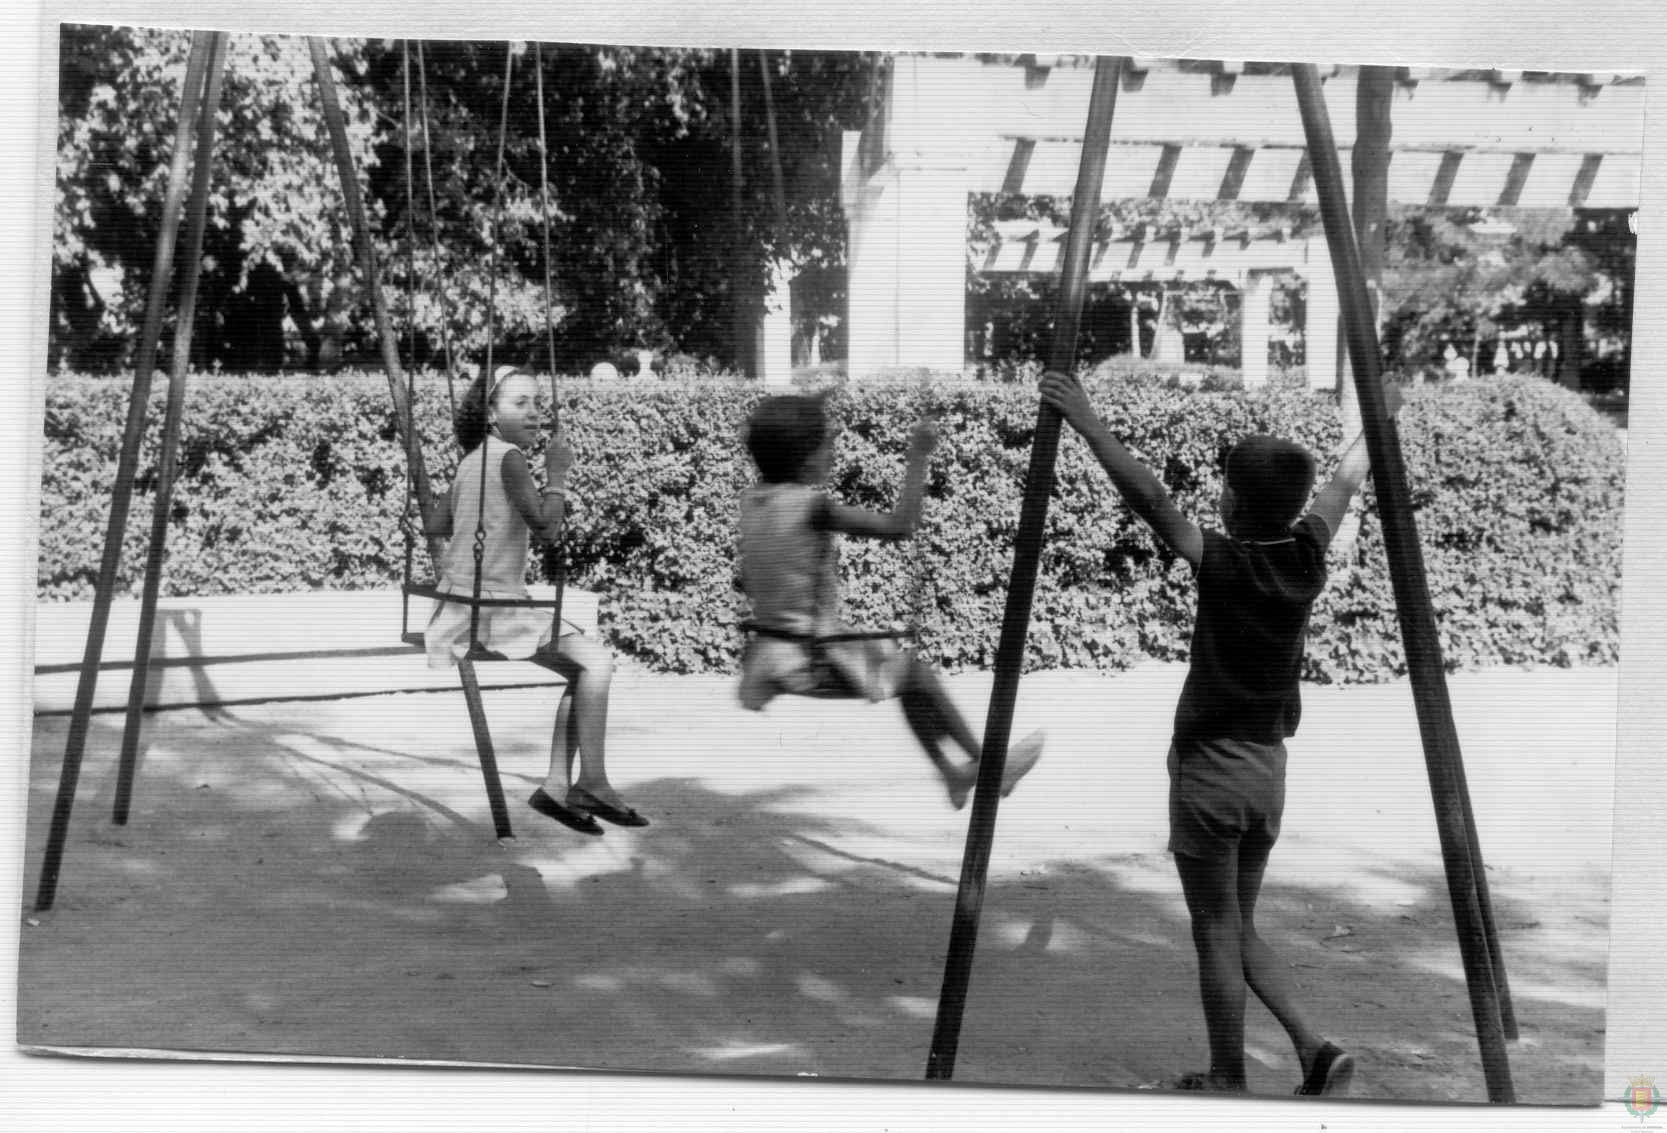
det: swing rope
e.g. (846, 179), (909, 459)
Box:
(904, 374), (939, 647)
(532, 40), (569, 644)
(415, 41), (460, 416)
(399, 43), (421, 644)
(396, 39), (569, 654)
(462, 40), (519, 659)
(735, 59), (932, 675)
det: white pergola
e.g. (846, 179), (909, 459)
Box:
(815, 55), (1644, 386)
(976, 221), (1322, 383)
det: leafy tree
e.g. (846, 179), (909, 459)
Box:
(53, 25), (383, 371)
(1378, 205), (1625, 388)
(53, 29), (878, 374)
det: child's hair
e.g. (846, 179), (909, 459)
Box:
(744, 393), (833, 483)
(454, 363), (528, 452)
(1224, 434), (1317, 534)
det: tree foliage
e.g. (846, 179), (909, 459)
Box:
(1378, 205), (1607, 369)
(54, 27), (382, 371)
(52, 27), (878, 374)
(965, 188), (1634, 391)
(52, 34), (1637, 386)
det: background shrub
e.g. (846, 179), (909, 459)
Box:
(36, 370), (1624, 683)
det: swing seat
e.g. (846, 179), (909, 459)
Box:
(399, 581), (579, 659)
(395, 632), (506, 663)
(397, 582), (599, 841)
(739, 620), (918, 701)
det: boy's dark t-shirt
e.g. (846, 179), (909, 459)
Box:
(1173, 514), (1331, 744)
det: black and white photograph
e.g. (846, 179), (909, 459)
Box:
(5, 2), (1664, 1130)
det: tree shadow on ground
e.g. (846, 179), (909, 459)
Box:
(19, 706), (1605, 1105)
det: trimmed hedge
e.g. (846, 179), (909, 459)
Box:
(36, 370), (1624, 683)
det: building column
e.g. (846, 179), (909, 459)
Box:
(1239, 272), (1276, 387)
(756, 261), (795, 386)
(1304, 259), (1340, 391)
(845, 161), (968, 378)
(1151, 287), (1186, 364)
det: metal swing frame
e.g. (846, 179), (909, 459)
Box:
(921, 56), (1517, 1103)
(34, 34), (576, 909)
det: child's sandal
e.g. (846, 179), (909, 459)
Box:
(1139, 1071), (1231, 1092)
(567, 786), (650, 828)
(1295, 1043), (1355, 1097)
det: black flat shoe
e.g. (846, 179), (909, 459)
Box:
(567, 786), (650, 828)
(528, 788), (605, 836)
(1295, 1043), (1355, 1097)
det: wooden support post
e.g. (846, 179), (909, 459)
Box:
(1291, 64), (1515, 1104)
(1456, 752), (1519, 1039)
(112, 31), (230, 825)
(310, 37), (443, 571)
(925, 56), (1125, 1081)
(458, 658), (515, 840)
(33, 32), (214, 910)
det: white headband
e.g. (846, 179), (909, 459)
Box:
(486, 364), (528, 407)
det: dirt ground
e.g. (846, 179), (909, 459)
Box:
(15, 662), (1615, 1106)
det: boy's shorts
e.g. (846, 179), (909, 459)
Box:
(737, 633), (910, 710)
(1167, 736), (1288, 861)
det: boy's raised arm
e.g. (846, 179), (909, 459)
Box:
(823, 417), (937, 541)
(1308, 379), (1404, 537)
(1040, 371), (1203, 569)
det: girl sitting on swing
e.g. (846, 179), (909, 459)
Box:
(424, 364), (647, 836)
(737, 392), (1043, 809)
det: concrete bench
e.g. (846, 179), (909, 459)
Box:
(32, 586), (598, 715)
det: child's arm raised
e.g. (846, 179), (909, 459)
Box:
(1039, 370), (1203, 569)
(1309, 379), (1405, 536)
(821, 417), (937, 541)
(503, 427), (573, 543)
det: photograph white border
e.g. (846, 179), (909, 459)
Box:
(5, 2), (1662, 1129)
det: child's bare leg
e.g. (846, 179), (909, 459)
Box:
(1236, 834), (1328, 1073)
(898, 658), (1044, 807)
(535, 635), (626, 805)
(898, 658), (979, 774)
(537, 690), (579, 797)
(1175, 848), (1250, 1091)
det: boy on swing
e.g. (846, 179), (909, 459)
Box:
(736, 392), (1042, 809)
(1039, 368), (1403, 1096)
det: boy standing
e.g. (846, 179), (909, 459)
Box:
(1039, 369), (1402, 1096)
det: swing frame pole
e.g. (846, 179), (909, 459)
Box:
(1291, 64), (1514, 1103)
(33, 31), (214, 911)
(309, 37), (442, 573)
(111, 31), (230, 825)
(925, 55), (1124, 1080)
(729, 49), (750, 378)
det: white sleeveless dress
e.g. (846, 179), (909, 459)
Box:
(425, 435), (580, 668)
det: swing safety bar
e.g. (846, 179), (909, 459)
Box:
(404, 582), (569, 610)
(739, 621), (917, 645)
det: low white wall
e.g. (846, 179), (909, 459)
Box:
(31, 587), (600, 714)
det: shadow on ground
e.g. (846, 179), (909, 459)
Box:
(18, 700), (1606, 1106)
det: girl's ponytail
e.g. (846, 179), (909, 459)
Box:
(454, 369), (492, 452)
